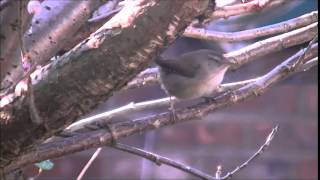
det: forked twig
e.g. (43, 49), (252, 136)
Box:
(108, 126), (278, 180)
(221, 126), (278, 179)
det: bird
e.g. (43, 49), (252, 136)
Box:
(155, 49), (234, 100)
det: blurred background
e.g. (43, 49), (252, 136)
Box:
(24, 0), (317, 179)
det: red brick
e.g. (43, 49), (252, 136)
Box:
(294, 159), (318, 179)
(292, 121), (317, 148)
(194, 122), (243, 147)
(303, 85), (318, 115)
(157, 122), (198, 146)
(225, 85), (302, 116)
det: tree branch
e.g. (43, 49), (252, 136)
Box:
(209, 0), (288, 21)
(44, 0), (291, 58)
(111, 142), (214, 179)
(225, 22), (317, 68)
(122, 23), (318, 91)
(76, 147), (102, 180)
(220, 126), (278, 179)
(62, 43), (318, 134)
(61, 0), (122, 53)
(109, 125), (278, 180)
(2, 42), (317, 174)
(184, 11), (317, 42)
(65, 97), (175, 133)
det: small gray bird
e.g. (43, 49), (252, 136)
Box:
(155, 49), (233, 100)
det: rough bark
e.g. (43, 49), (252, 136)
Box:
(0, 0), (31, 89)
(1, 0), (104, 90)
(0, 0), (209, 169)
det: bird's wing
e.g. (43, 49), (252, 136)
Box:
(207, 50), (234, 65)
(155, 57), (199, 78)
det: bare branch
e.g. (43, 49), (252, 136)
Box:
(65, 43), (317, 134)
(221, 126), (278, 179)
(225, 22), (317, 68)
(109, 125), (278, 180)
(76, 147), (102, 180)
(184, 11), (318, 42)
(2, 42), (317, 174)
(122, 23), (318, 91)
(126, 53), (317, 94)
(111, 142), (214, 179)
(65, 77), (254, 132)
(27, 168), (42, 180)
(291, 34), (318, 69)
(210, 0), (287, 21)
(65, 97), (175, 132)
(297, 57), (318, 72)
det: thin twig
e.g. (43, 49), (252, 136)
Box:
(221, 126), (278, 179)
(112, 142), (214, 180)
(65, 97), (177, 133)
(27, 168), (42, 180)
(76, 147), (102, 180)
(291, 34), (318, 69)
(109, 125), (278, 180)
(217, 78), (260, 93)
(215, 165), (222, 180)
(209, 0), (287, 21)
(184, 11), (317, 42)
(297, 57), (318, 72)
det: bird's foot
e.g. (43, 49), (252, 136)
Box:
(168, 106), (178, 123)
(168, 96), (178, 122)
(99, 121), (117, 144)
(202, 96), (218, 104)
